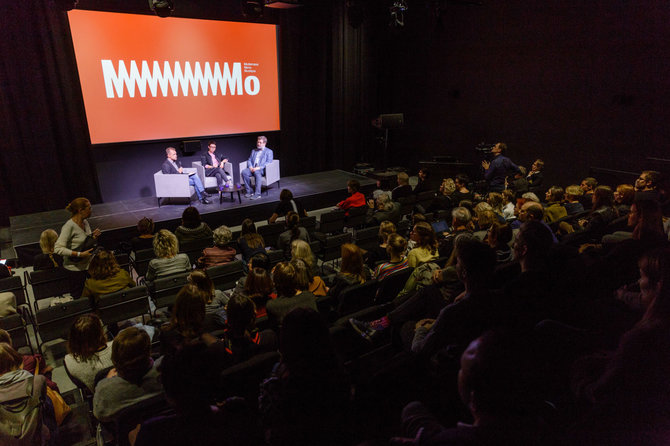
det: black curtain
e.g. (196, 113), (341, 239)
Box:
(0, 0), (100, 226)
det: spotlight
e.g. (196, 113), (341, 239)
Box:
(149, 0), (174, 18)
(242, 0), (264, 18)
(389, 0), (407, 27)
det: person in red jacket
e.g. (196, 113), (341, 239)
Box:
(337, 179), (366, 215)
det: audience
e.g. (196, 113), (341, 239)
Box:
(392, 172), (413, 201)
(613, 183), (635, 215)
(408, 221), (440, 267)
(64, 314), (113, 392)
(130, 217), (155, 252)
(81, 249), (135, 305)
(33, 229), (63, 270)
(327, 244), (369, 301)
(527, 158), (545, 195)
(145, 229), (191, 286)
(238, 219), (266, 264)
(372, 233), (409, 280)
(277, 211), (310, 258)
(174, 206), (213, 244)
(290, 240), (328, 296)
(452, 173), (474, 203)
(336, 179), (366, 214)
(365, 220), (396, 267)
(563, 184), (586, 216)
(266, 261), (317, 328)
(365, 192), (400, 225)
(159, 284), (208, 357)
(198, 225), (235, 268)
(187, 270), (228, 330)
(579, 176), (598, 208)
(269, 188), (308, 224)
(232, 266), (276, 317)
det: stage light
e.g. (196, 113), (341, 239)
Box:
(389, 0), (407, 27)
(241, 0), (264, 18)
(149, 0), (174, 18)
(264, 0), (303, 9)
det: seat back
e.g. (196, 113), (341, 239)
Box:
(178, 237), (213, 267)
(397, 195), (417, 217)
(206, 260), (245, 291)
(266, 249), (285, 269)
(318, 232), (353, 264)
(416, 190), (436, 210)
(258, 223), (285, 249)
(217, 351), (280, 402)
(337, 280), (378, 316)
(35, 298), (92, 345)
(98, 286), (151, 326)
(131, 248), (156, 280)
(318, 209), (346, 234)
(345, 206), (368, 228)
(309, 240), (322, 256)
(101, 393), (171, 446)
(25, 268), (74, 311)
(115, 252), (131, 273)
(375, 267), (414, 303)
(151, 272), (190, 309)
(0, 313), (31, 351)
(154, 170), (192, 199)
(354, 226), (380, 252)
(396, 219), (411, 237)
(300, 216), (317, 235)
(0, 276), (30, 320)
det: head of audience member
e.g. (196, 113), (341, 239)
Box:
(386, 233), (407, 261)
(112, 327), (152, 385)
(240, 218), (264, 249)
(272, 261), (298, 298)
(491, 142), (507, 156)
(637, 247), (670, 328)
(514, 221), (554, 270)
(545, 186), (564, 204)
(181, 206), (203, 229)
(440, 178), (456, 196)
(226, 294), (256, 338)
(66, 197), (92, 219)
(397, 172), (410, 186)
(376, 193), (394, 212)
(591, 185), (615, 211)
(530, 159), (544, 173)
(580, 177), (598, 193)
(245, 266), (274, 298)
(339, 244), (366, 283)
(137, 217), (155, 237)
(279, 189), (294, 202)
(280, 308), (338, 376)
(476, 210), (498, 232)
(629, 200), (665, 242)
(502, 189), (515, 206)
(285, 211), (301, 234)
(39, 229), (58, 254)
(0, 342), (22, 377)
(160, 341), (221, 415)
(87, 249), (120, 280)
(474, 202), (493, 227)
(561, 186), (581, 204)
(487, 192), (504, 213)
(451, 207), (472, 230)
(412, 213), (427, 226)
(514, 192), (539, 218)
(68, 313), (107, 362)
(614, 184), (635, 206)
(635, 170), (661, 192)
(455, 238), (497, 289)
(168, 284), (207, 339)
(418, 168), (429, 182)
(487, 222), (513, 252)
(291, 240), (314, 273)
(411, 221), (438, 255)
(212, 225), (232, 249)
(248, 252), (270, 271)
(153, 229), (179, 259)
(187, 270), (216, 303)
(459, 200), (474, 214)
(378, 221), (397, 245)
(458, 331), (541, 425)
(518, 201), (544, 223)
(454, 174), (470, 191)
(347, 179), (360, 195)
(290, 259), (311, 292)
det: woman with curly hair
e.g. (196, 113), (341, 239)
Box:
(199, 225), (236, 268)
(407, 221), (440, 268)
(145, 229), (191, 285)
(81, 249), (135, 305)
(64, 314), (113, 391)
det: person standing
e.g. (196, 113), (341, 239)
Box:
(242, 135), (274, 200)
(162, 147), (211, 204)
(200, 141), (233, 191)
(481, 142), (520, 192)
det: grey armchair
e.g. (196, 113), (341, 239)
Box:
(192, 161), (234, 191)
(238, 159), (280, 195)
(153, 168), (197, 207)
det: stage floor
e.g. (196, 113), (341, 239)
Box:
(11, 169), (376, 266)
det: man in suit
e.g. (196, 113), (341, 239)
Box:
(162, 147), (211, 204)
(201, 140), (233, 191)
(241, 135), (274, 200)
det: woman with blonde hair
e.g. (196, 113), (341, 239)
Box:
(290, 240), (328, 296)
(145, 229), (191, 285)
(366, 221), (397, 267)
(373, 233), (409, 280)
(33, 228), (64, 270)
(199, 225), (236, 268)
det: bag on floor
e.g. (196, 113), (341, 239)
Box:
(0, 375), (46, 446)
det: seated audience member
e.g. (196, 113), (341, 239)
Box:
(145, 230), (191, 286)
(64, 314), (114, 392)
(564, 185), (586, 216)
(518, 201), (558, 242)
(373, 233), (409, 280)
(501, 189), (516, 221)
(413, 167), (430, 194)
(365, 192), (400, 226)
(473, 209), (497, 241)
(199, 225), (235, 268)
(426, 178), (456, 213)
(0, 342), (56, 443)
(0, 329), (57, 391)
(228, 252), (271, 298)
(440, 208), (470, 257)
(511, 166), (530, 194)
(219, 294), (277, 367)
(336, 179), (366, 214)
(231, 266), (276, 318)
(174, 206), (212, 244)
(277, 211), (310, 258)
(266, 262), (317, 328)
(188, 270), (228, 330)
(452, 174), (474, 203)
(366, 221), (396, 267)
(408, 221), (440, 267)
(400, 331), (547, 446)
(572, 185), (618, 237)
(472, 202), (495, 229)
(392, 172), (413, 201)
(259, 308), (350, 446)
(290, 240), (328, 296)
(579, 176), (598, 209)
(93, 327), (163, 423)
(543, 186), (568, 223)
(33, 228), (64, 270)
(613, 183), (635, 215)
(130, 217), (155, 253)
(268, 189), (308, 224)
(486, 192), (504, 219)
(238, 219), (266, 265)
(81, 250), (135, 305)
(487, 222), (514, 264)
(132, 342), (261, 446)
(526, 158), (545, 195)
(159, 284), (208, 357)
(634, 169), (662, 202)
(327, 244), (370, 301)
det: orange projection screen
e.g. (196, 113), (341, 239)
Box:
(68, 10), (280, 144)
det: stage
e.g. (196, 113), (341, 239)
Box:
(10, 169), (376, 266)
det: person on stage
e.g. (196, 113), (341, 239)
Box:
(201, 141), (233, 191)
(481, 142), (520, 192)
(242, 135), (274, 200)
(162, 147), (211, 204)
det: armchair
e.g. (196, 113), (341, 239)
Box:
(192, 161), (234, 191)
(238, 159), (280, 195)
(153, 169), (197, 207)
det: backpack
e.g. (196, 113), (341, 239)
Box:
(396, 261), (441, 299)
(0, 375), (46, 446)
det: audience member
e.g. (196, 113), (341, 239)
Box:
(268, 189), (308, 224)
(452, 174), (474, 204)
(145, 230), (191, 286)
(336, 179), (366, 214)
(365, 221), (396, 267)
(543, 186), (568, 223)
(327, 244), (370, 300)
(563, 185), (586, 216)
(198, 225), (235, 268)
(81, 249), (135, 305)
(392, 172), (413, 201)
(373, 233), (409, 280)
(188, 270), (228, 330)
(511, 166), (530, 194)
(130, 217), (155, 252)
(407, 222), (440, 268)
(232, 266), (276, 317)
(290, 240), (328, 296)
(277, 211), (310, 258)
(501, 189), (516, 220)
(413, 168), (430, 194)
(238, 219), (266, 265)
(33, 229), (64, 270)
(266, 262), (317, 328)
(634, 170), (661, 202)
(579, 177), (598, 208)
(365, 192), (400, 225)
(159, 285), (208, 357)
(487, 222), (514, 264)
(613, 183), (635, 215)
(64, 314), (113, 392)
(426, 178), (455, 213)
(174, 207), (212, 244)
